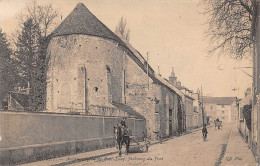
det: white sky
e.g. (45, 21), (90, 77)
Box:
(0, 0), (252, 98)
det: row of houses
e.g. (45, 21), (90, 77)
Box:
(2, 3), (205, 139)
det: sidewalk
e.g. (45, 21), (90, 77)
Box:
(221, 126), (256, 166)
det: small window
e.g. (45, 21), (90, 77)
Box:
(94, 87), (98, 92)
(222, 111), (224, 114)
(211, 106), (213, 110)
(222, 105), (225, 108)
(222, 117), (225, 119)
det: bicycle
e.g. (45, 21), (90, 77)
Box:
(202, 132), (207, 141)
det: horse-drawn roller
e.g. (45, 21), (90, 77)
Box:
(114, 125), (150, 156)
(129, 135), (150, 153)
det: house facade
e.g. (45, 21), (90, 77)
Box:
(202, 97), (237, 123)
(192, 90), (203, 128)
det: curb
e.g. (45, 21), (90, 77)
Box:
(50, 151), (118, 166)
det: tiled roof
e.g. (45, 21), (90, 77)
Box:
(51, 3), (127, 47)
(202, 97), (237, 105)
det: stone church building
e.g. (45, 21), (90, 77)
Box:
(46, 3), (186, 138)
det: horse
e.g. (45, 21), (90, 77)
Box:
(113, 125), (131, 156)
(214, 119), (222, 129)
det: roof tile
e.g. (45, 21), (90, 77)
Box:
(51, 3), (126, 47)
(202, 97), (237, 105)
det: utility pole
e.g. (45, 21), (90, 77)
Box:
(255, 0), (260, 160)
(147, 52), (149, 91)
(123, 52), (127, 105)
(201, 85), (205, 125)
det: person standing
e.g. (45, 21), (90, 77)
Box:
(202, 124), (208, 141)
(120, 117), (126, 127)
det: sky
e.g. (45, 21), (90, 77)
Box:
(0, 0), (252, 98)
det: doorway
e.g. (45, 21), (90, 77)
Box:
(169, 109), (173, 136)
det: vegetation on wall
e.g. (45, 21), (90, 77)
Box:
(242, 104), (252, 131)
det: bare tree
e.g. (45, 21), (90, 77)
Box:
(115, 17), (130, 41)
(201, 0), (256, 60)
(13, 0), (60, 111)
(17, 0), (60, 38)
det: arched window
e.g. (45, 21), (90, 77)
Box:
(106, 66), (112, 103)
(60, 82), (71, 108)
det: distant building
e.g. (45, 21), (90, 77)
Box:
(181, 89), (194, 131)
(192, 89), (203, 128)
(169, 69), (195, 131)
(202, 97), (237, 123)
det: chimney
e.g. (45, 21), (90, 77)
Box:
(169, 67), (177, 86)
(177, 81), (181, 88)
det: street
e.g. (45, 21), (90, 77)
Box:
(41, 124), (233, 166)
(79, 125), (231, 166)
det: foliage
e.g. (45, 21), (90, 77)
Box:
(201, 0), (256, 59)
(242, 104), (252, 131)
(13, 1), (60, 111)
(0, 28), (16, 101)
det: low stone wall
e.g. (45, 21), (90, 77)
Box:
(0, 111), (146, 165)
(0, 137), (115, 165)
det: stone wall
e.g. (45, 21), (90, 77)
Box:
(46, 35), (125, 113)
(204, 103), (217, 122)
(154, 84), (179, 137)
(0, 111), (145, 164)
(46, 33), (182, 139)
(124, 53), (156, 138)
(185, 98), (194, 130)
